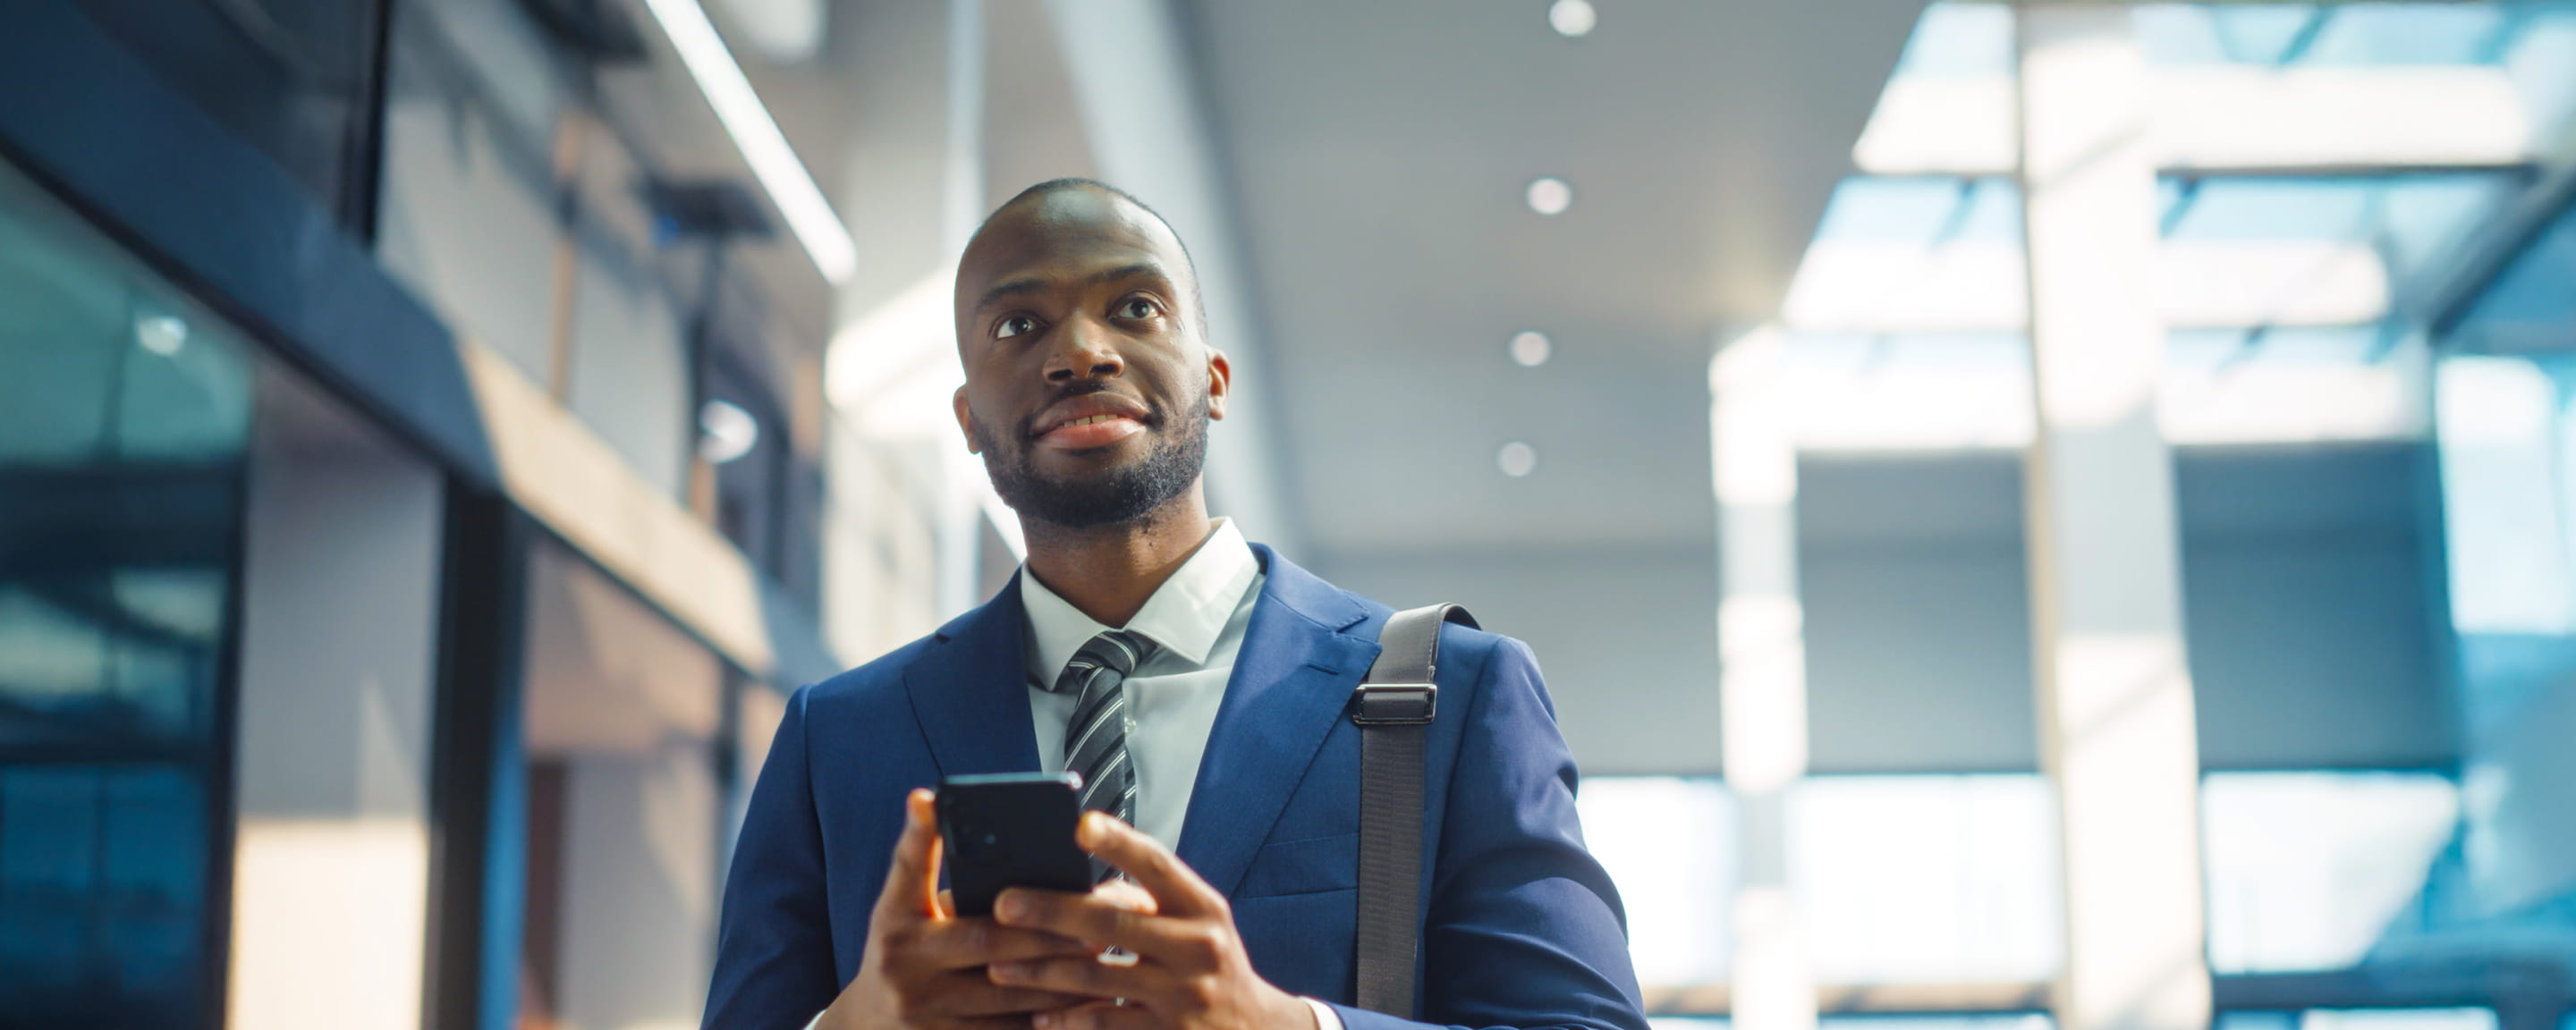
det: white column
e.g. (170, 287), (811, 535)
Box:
(1711, 325), (1814, 1030)
(2015, 9), (2211, 1030)
(227, 374), (442, 1030)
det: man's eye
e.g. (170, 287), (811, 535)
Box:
(1119, 299), (1158, 320)
(996, 315), (1038, 339)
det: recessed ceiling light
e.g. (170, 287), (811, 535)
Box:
(1526, 177), (1572, 215)
(1497, 441), (1539, 477)
(1510, 331), (1552, 367)
(1549, 0), (1597, 38)
(134, 314), (188, 356)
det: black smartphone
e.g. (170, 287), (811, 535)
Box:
(935, 772), (1095, 918)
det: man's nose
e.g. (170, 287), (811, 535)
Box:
(1045, 319), (1124, 383)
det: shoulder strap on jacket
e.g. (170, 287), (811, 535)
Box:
(1350, 603), (1478, 1017)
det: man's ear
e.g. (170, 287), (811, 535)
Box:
(1205, 349), (1233, 421)
(953, 387), (981, 453)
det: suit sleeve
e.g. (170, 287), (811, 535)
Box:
(704, 684), (841, 1030)
(1332, 636), (1649, 1030)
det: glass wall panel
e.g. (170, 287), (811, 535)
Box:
(2420, 338), (2576, 1003)
(2200, 772), (2461, 974)
(2218, 1010), (2500, 1030)
(1825, 1017), (2054, 1030)
(2133, 4), (2509, 66)
(0, 156), (250, 1028)
(69, 0), (387, 217)
(1578, 777), (1737, 986)
(2445, 199), (2576, 355)
(1788, 775), (2060, 984)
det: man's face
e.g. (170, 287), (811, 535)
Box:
(952, 188), (1230, 528)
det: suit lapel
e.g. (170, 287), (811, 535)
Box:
(1176, 546), (1380, 899)
(903, 578), (1043, 778)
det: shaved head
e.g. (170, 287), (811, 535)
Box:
(964, 179), (1208, 340)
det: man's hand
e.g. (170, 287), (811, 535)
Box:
(985, 813), (1318, 1030)
(819, 789), (1101, 1030)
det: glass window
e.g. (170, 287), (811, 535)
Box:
(1811, 177), (2021, 244)
(1826, 1017), (2053, 1030)
(1789, 775), (2061, 984)
(2219, 1011), (2499, 1030)
(1890, 4), (2017, 79)
(0, 156), (249, 1028)
(2424, 336), (2576, 977)
(1578, 777), (1737, 986)
(2134, 5), (2509, 66)
(1788, 171), (2510, 353)
(72, 0), (386, 216)
(2446, 199), (2576, 354)
(2200, 772), (2460, 974)
(2160, 173), (2520, 286)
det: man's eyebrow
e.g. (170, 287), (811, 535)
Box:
(973, 263), (1172, 312)
(975, 277), (1048, 311)
(1089, 263), (1168, 288)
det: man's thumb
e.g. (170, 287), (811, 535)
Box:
(874, 789), (943, 922)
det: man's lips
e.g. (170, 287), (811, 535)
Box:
(1030, 393), (1153, 451)
(1037, 413), (1146, 450)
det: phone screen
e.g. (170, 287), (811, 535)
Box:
(935, 772), (1095, 917)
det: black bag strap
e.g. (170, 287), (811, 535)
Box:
(1351, 603), (1478, 1017)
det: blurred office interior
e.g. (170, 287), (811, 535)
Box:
(4, 1), (2576, 1029)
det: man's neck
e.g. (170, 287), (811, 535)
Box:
(1020, 492), (1219, 628)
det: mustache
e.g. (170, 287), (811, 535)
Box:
(1019, 382), (1165, 442)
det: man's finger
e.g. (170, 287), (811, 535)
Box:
(990, 889), (1201, 962)
(904, 918), (1097, 972)
(915, 1017), (1039, 1030)
(1034, 1000), (1159, 1030)
(919, 971), (1090, 1017)
(872, 788), (941, 924)
(987, 954), (1159, 1007)
(1077, 812), (1225, 919)
(1091, 877), (1158, 916)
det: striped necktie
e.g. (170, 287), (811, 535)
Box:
(1050, 629), (1155, 880)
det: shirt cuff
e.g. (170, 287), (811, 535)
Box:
(805, 1012), (824, 1030)
(1302, 996), (1345, 1030)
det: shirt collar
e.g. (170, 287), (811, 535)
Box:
(1019, 518), (1259, 682)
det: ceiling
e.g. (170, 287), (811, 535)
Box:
(687, 0), (1928, 561)
(1176, 0), (1928, 771)
(1182, 0), (1928, 559)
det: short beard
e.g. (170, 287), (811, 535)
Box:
(976, 393), (1209, 530)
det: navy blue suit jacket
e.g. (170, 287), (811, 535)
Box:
(703, 545), (1646, 1030)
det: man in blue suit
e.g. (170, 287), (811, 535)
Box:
(705, 179), (1646, 1030)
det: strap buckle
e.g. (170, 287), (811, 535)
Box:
(1351, 683), (1437, 726)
